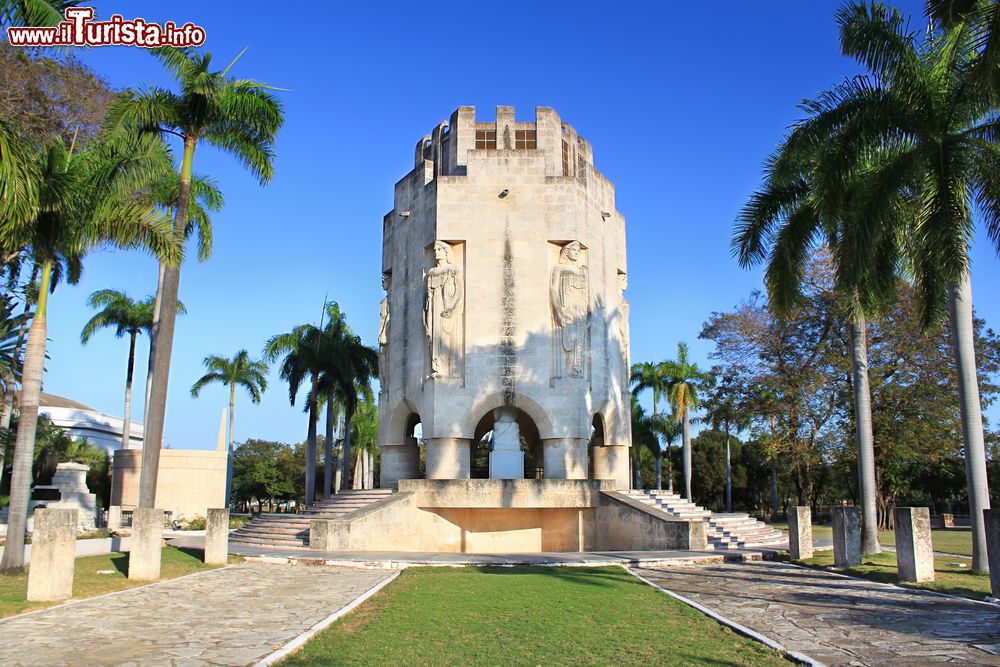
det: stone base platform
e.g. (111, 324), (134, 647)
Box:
(307, 479), (708, 555)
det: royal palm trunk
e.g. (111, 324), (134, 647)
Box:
(0, 260), (51, 573)
(682, 410), (692, 502)
(725, 423), (732, 513)
(341, 403), (353, 491)
(305, 375), (318, 506)
(948, 273), (991, 573)
(139, 137), (195, 509)
(850, 318), (881, 555)
(121, 331), (137, 450)
(323, 395), (334, 498)
(143, 262), (166, 429)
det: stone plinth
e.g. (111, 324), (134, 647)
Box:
(50, 462), (98, 528)
(425, 438), (471, 479)
(204, 508), (229, 565)
(832, 507), (862, 568)
(26, 508), (78, 601)
(894, 507), (934, 583)
(986, 509), (999, 595)
(128, 508), (164, 581)
(107, 506), (122, 530)
(788, 506), (813, 561)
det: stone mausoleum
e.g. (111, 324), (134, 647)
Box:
(377, 105), (632, 488)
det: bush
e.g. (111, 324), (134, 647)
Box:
(183, 517), (207, 530)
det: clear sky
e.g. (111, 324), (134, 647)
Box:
(39, 0), (999, 449)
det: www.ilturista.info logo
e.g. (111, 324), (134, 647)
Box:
(6, 7), (206, 47)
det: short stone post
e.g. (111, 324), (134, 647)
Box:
(128, 508), (164, 581)
(985, 509), (999, 596)
(831, 506), (862, 568)
(26, 508), (78, 601)
(894, 506), (934, 583)
(788, 506), (813, 561)
(107, 506), (122, 531)
(204, 508), (229, 565)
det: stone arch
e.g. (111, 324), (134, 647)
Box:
(379, 399), (423, 488)
(469, 406), (543, 480)
(459, 391), (555, 441)
(382, 398), (422, 446)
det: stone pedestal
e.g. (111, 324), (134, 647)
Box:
(26, 508), (78, 601)
(832, 506), (862, 568)
(128, 508), (164, 581)
(379, 442), (420, 488)
(788, 506), (813, 561)
(542, 438), (588, 480)
(894, 506), (934, 583)
(204, 508), (229, 565)
(489, 408), (524, 480)
(591, 445), (630, 489)
(985, 509), (999, 596)
(425, 438), (470, 479)
(49, 462), (98, 528)
(107, 506), (122, 530)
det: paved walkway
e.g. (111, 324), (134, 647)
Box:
(633, 560), (1000, 666)
(0, 562), (392, 666)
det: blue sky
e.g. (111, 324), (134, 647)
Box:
(38, 0), (1000, 449)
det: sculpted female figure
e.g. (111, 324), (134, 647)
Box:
(378, 272), (390, 386)
(424, 241), (463, 377)
(550, 241), (589, 378)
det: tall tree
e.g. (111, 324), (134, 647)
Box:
(0, 132), (179, 574)
(191, 350), (268, 507)
(629, 361), (670, 490)
(663, 342), (711, 502)
(106, 46), (283, 512)
(703, 371), (749, 513)
(80, 289), (154, 450)
(774, 1), (1000, 571)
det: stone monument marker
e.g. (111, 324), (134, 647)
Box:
(27, 507), (78, 601)
(894, 506), (934, 583)
(832, 506), (862, 568)
(788, 506), (813, 561)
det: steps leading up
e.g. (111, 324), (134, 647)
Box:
(230, 489), (394, 550)
(621, 490), (786, 551)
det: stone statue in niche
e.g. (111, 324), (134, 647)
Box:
(424, 240), (464, 378)
(550, 241), (589, 378)
(618, 272), (630, 385)
(378, 272), (391, 388)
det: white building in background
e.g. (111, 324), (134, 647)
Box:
(38, 392), (143, 453)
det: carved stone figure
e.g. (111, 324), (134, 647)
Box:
(550, 241), (589, 378)
(491, 407), (520, 450)
(378, 272), (391, 388)
(424, 241), (464, 378)
(618, 272), (630, 384)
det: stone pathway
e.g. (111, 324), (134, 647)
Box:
(0, 562), (392, 666)
(632, 560), (1000, 666)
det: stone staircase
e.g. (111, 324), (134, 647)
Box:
(229, 489), (394, 549)
(622, 490), (786, 551)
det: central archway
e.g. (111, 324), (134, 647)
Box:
(470, 408), (543, 479)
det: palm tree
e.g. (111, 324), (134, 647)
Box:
(629, 361), (670, 490)
(191, 350), (268, 507)
(656, 416), (682, 494)
(0, 296), (26, 475)
(142, 172), (222, 428)
(315, 385), (344, 497)
(703, 374), (748, 513)
(80, 289), (154, 450)
(348, 390), (378, 489)
(760, 1), (1000, 571)
(663, 342), (711, 502)
(0, 132), (179, 574)
(106, 46), (283, 510)
(0, 1), (77, 28)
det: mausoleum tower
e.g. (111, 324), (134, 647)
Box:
(377, 106), (631, 489)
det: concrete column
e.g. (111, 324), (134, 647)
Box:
(832, 506), (862, 568)
(985, 509), (999, 595)
(542, 438), (588, 480)
(128, 507), (164, 581)
(894, 506), (934, 583)
(592, 445), (630, 489)
(26, 508), (78, 602)
(425, 437), (470, 479)
(379, 443), (420, 488)
(204, 508), (229, 566)
(107, 506), (122, 531)
(788, 506), (814, 561)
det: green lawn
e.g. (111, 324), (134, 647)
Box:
(279, 567), (790, 667)
(770, 522), (973, 556)
(0, 546), (238, 618)
(796, 550), (990, 600)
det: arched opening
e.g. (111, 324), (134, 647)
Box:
(404, 413), (425, 479)
(589, 413), (605, 480)
(470, 408), (543, 479)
